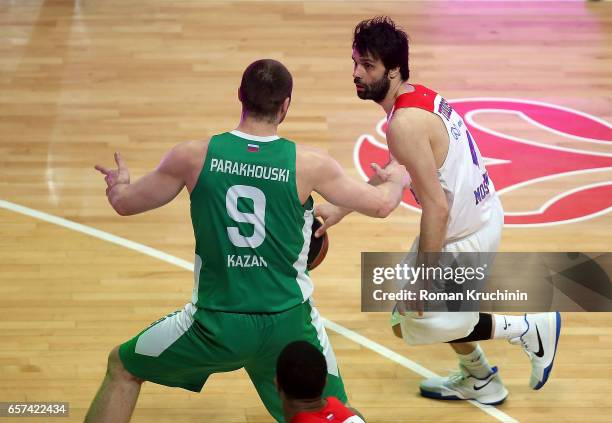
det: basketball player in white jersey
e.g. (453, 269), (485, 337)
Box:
(315, 16), (561, 405)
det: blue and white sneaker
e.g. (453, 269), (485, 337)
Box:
(510, 312), (561, 390)
(420, 364), (508, 405)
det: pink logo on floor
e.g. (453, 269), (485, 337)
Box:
(354, 99), (612, 226)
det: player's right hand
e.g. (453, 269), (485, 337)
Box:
(94, 152), (131, 197)
(314, 202), (345, 237)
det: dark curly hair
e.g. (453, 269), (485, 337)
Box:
(353, 16), (410, 80)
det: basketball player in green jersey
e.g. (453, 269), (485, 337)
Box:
(86, 59), (408, 423)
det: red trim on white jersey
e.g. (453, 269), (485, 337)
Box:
(393, 84), (437, 113)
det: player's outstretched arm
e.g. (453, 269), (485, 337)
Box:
(94, 143), (193, 216)
(313, 156), (400, 237)
(309, 150), (408, 219)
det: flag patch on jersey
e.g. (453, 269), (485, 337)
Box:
(247, 144), (259, 152)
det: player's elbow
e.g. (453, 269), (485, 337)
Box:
(375, 198), (396, 218)
(376, 205), (392, 218)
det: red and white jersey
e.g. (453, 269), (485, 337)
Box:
(390, 84), (501, 241)
(291, 397), (365, 423)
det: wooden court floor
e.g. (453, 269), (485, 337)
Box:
(1, 1), (611, 422)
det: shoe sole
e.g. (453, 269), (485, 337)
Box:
(420, 387), (508, 406)
(533, 311), (561, 390)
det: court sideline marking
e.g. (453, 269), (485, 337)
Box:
(0, 199), (518, 423)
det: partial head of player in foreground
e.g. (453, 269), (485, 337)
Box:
(89, 58), (409, 423)
(276, 341), (365, 423)
(315, 16), (561, 406)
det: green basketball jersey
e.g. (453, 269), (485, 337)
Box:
(189, 130), (314, 313)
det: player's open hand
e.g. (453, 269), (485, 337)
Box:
(94, 152), (130, 196)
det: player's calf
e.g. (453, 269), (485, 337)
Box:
(84, 346), (144, 423)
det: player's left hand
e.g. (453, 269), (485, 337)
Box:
(372, 160), (409, 187)
(314, 202), (346, 237)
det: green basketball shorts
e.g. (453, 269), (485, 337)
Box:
(118, 299), (347, 422)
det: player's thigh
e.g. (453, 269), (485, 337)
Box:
(118, 303), (246, 392)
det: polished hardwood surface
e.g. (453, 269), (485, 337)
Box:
(1, 1), (611, 422)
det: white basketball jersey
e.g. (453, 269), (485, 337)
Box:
(390, 84), (501, 241)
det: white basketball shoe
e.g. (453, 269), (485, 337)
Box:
(510, 311), (561, 389)
(420, 365), (508, 405)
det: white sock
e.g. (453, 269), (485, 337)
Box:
(492, 314), (527, 340)
(457, 344), (492, 379)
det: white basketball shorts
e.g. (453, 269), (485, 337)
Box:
(391, 198), (504, 345)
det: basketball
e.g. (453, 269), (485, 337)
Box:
(307, 217), (329, 270)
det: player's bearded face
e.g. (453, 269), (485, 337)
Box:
(354, 69), (390, 103)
